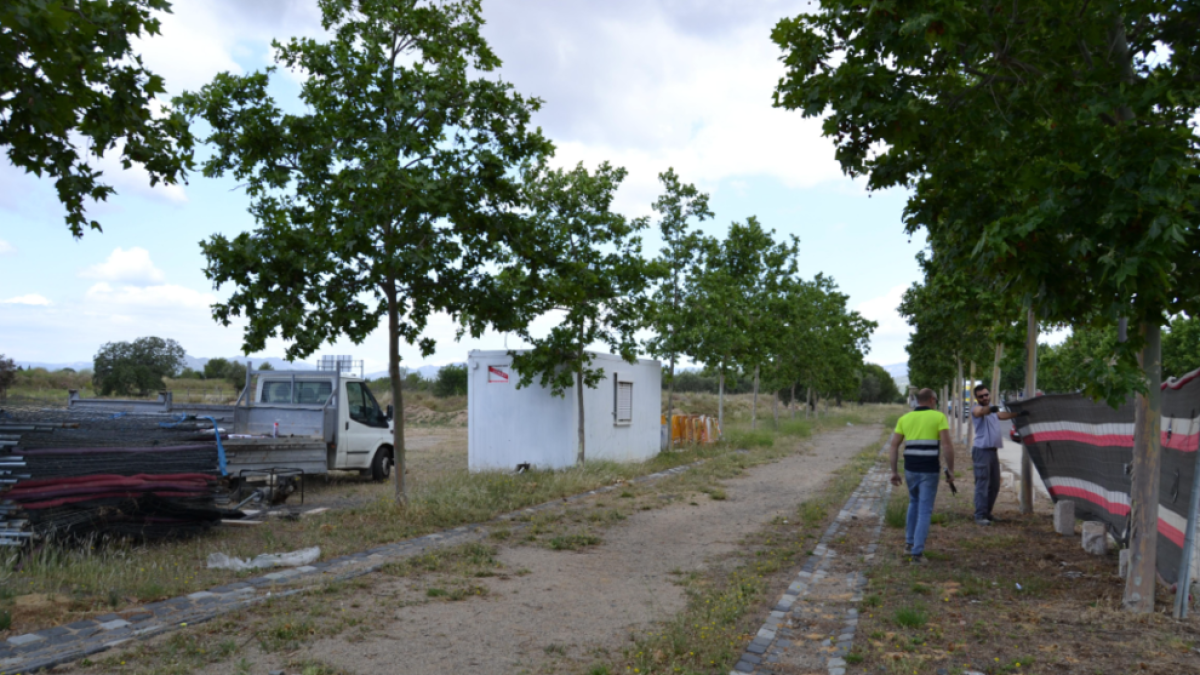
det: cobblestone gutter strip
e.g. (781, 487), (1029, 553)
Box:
(731, 451), (891, 675)
(1, 461), (703, 673)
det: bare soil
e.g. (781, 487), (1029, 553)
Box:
(172, 423), (885, 675)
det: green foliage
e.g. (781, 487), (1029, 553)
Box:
(502, 162), (651, 462)
(644, 168), (713, 373)
(92, 336), (185, 396)
(2, 0), (194, 237)
(774, 0), (1200, 405)
(203, 357), (249, 391)
(859, 363), (901, 404)
(176, 0), (553, 498)
(433, 364), (468, 398)
(1162, 314), (1200, 380)
(0, 355), (14, 399)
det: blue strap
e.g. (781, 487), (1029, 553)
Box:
(202, 416), (227, 476)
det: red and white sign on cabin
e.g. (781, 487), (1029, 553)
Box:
(488, 366), (509, 384)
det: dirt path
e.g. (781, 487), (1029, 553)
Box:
(211, 423), (884, 674)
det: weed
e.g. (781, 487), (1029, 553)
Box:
(587, 666), (611, 675)
(863, 594), (882, 607)
(845, 651), (864, 664)
(884, 497), (907, 528)
(549, 534), (602, 551)
(911, 583), (931, 595)
(708, 488), (728, 500)
(426, 588), (448, 598)
(892, 604), (928, 628)
(619, 490), (635, 498)
(0, 609), (10, 631)
(544, 643), (567, 655)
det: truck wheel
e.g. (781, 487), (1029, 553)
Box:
(370, 446), (393, 482)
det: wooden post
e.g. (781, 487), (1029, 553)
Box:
(1021, 309), (1038, 514)
(1124, 322), (1162, 612)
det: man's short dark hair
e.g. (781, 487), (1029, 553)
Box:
(973, 384), (989, 396)
(916, 388), (936, 405)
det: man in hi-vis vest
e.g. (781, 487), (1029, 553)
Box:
(888, 388), (956, 564)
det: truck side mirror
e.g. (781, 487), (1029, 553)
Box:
(386, 404), (394, 420)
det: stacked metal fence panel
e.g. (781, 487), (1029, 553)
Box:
(1008, 370), (1200, 585)
(0, 407), (224, 546)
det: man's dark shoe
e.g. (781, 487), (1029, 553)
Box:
(987, 515), (1003, 523)
(905, 543), (913, 554)
(975, 517), (993, 526)
(909, 554), (926, 565)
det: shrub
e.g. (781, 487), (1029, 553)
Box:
(433, 363), (467, 397)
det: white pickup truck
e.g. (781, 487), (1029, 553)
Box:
(66, 368), (396, 480)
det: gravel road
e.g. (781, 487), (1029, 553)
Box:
(202, 423), (885, 674)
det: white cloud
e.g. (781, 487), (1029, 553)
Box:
(0, 239), (14, 255)
(80, 247), (167, 286)
(83, 282), (215, 309)
(2, 294), (51, 306)
(856, 283), (912, 365)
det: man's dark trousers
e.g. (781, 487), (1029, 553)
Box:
(972, 447), (1000, 520)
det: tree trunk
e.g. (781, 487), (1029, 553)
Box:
(751, 364), (760, 430)
(790, 382), (797, 419)
(968, 360), (976, 446)
(666, 354), (676, 452)
(1124, 322), (1163, 612)
(772, 388), (779, 428)
(1021, 309), (1038, 513)
(991, 343), (1003, 402)
(386, 289), (407, 504)
(576, 343), (586, 465)
(718, 366), (725, 433)
(955, 356), (964, 443)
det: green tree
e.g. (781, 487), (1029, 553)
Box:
(773, 0), (1200, 611)
(1161, 315), (1200, 381)
(643, 168), (712, 449)
(503, 162), (651, 464)
(203, 357), (232, 380)
(2, 0), (194, 237)
(0, 355), (15, 399)
(177, 0), (552, 502)
(433, 364), (468, 398)
(92, 336), (185, 396)
(859, 363), (900, 404)
(689, 218), (803, 428)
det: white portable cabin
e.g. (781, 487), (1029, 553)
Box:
(467, 350), (662, 472)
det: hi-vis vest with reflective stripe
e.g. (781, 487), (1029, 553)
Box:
(894, 408), (948, 473)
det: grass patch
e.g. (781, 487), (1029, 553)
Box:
(892, 604), (928, 628)
(724, 428), (775, 448)
(380, 542), (500, 578)
(548, 534), (602, 551)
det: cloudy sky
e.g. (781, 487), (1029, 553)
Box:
(0, 0), (924, 372)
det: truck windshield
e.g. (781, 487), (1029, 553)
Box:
(260, 380), (333, 405)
